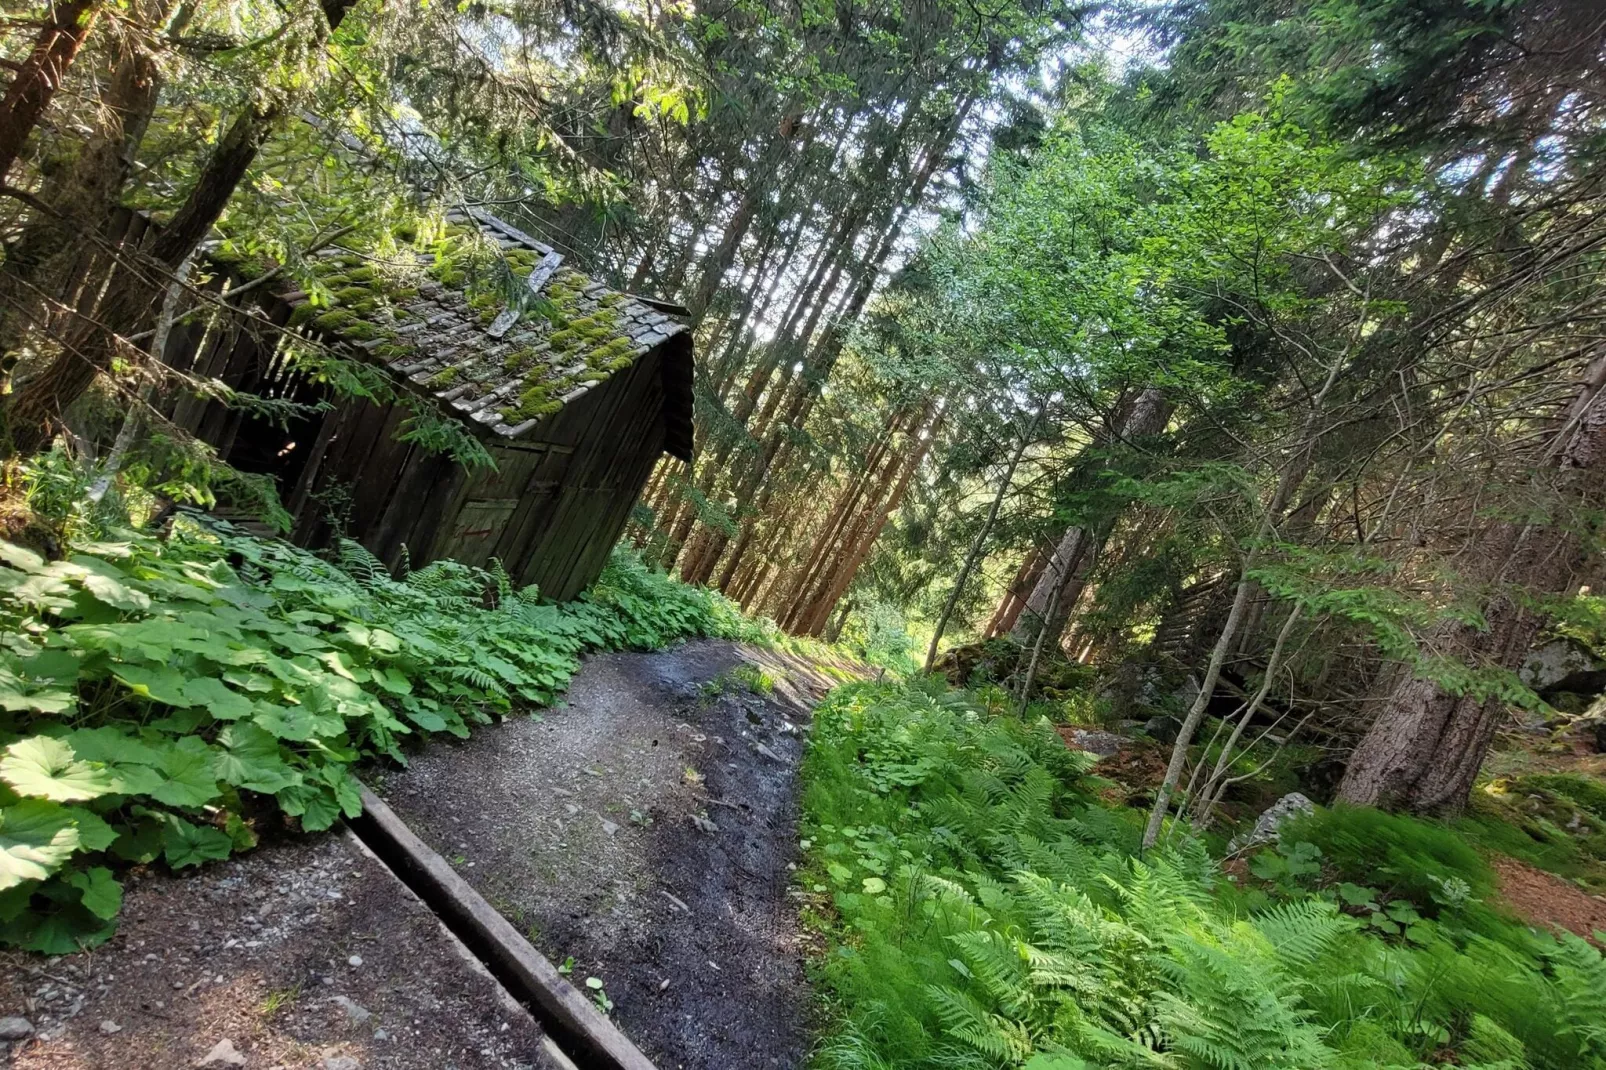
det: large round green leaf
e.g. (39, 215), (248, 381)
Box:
(0, 799), (81, 890)
(0, 737), (117, 802)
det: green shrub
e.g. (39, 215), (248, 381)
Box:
(0, 524), (766, 953)
(1457, 786), (1606, 892)
(1512, 773), (1606, 822)
(801, 679), (1606, 1070)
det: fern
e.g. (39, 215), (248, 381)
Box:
(1545, 931), (1606, 1061)
(802, 676), (1606, 1070)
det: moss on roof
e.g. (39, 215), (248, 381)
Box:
(275, 209), (687, 439)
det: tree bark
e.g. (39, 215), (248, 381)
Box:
(795, 404), (938, 635)
(1143, 570), (1257, 849)
(1338, 356), (1606, 813)
(925, 408), (1038, 670)
(0, 0), (101, 183)
(2, 0), (358, 457)
(0, 1), (164, 366)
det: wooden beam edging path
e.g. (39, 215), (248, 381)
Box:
(348, 785), (662, 1070)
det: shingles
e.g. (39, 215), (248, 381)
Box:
(302, 212), (687, 441)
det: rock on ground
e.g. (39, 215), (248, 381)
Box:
(0, 832), (563, 1070)
(1227, 791), (1316, 854)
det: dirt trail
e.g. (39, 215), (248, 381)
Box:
(0, 832), (564, 1070)
(374, 639), (847, 1070)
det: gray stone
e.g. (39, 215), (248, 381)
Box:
(0, 1017), (33, 1040)
(346, 954), (363, 967)
(99, 1019), (122, 1034)
(600, 818), (620, 836)
(1065, 727), (1127, 757)
(1143, 715), (1181, 744)
(321, 1056), (361, 1070)
(1521, 637), (1597, 688)
(198, 1038), (247, 1066)
(332, 995), (371, 1023)
(1227, 792), (1316, 854)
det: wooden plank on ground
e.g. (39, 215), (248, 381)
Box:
(348, 787), (661, 1070)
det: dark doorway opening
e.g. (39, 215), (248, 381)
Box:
(222, 341), (331, 496)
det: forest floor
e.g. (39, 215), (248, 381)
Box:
(372, 639), (856, 1070)
(0, 832), (564, 1070)
(1491, 855), (1606, 941)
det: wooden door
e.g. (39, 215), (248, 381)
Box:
(440, 498), (519, 568)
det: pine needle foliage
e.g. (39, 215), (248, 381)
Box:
(801, 679), (1606, 1070)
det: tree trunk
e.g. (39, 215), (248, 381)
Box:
(2, 0), (358, 456)
(0, 0), (101, 183)
(1340, 356), (1606, 813)
(0, 2), (164, 366)
(925, 409), (1037, 670)
(1143, 571), (1257, 849)
(797, 409), (936, 636)
(1011, 386), (1170, 648)
(986, 550), (1048, 638)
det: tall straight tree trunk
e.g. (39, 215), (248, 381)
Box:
(796, 404), (939, 635)
(0, 0), (101, 182)
(687, 109), (809, 324)
(1143, 568), (1258, 849)
(5, 101), (278, 454)
(986, 550), (1048, 638)
(925, 408), (1038, 670)
(0, 0), (166, 367)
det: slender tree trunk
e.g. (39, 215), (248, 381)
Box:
(925, 409), (1037, 670)
(1012, 386), (1170, 648)
(987, 550), (1048, 638)
(796, 406), (937, 636)
(1191, 605), (1303, 824)
(1143, 570), (1257, 849)
(2, 0), (358, 456)
(0, 0), (165, 366)
(0, 0), (101, 183)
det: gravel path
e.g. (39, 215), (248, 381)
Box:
(374, 638), (849, 1070)
(0, 832), (565, 1070)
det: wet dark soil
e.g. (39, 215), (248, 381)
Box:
(374, 639), (847, 1070)
(0, 831), (564, 1070)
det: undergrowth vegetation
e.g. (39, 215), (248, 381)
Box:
(0, 519), (767, 952)
(801, 678), (1606, 1070)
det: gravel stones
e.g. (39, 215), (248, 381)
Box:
(332, 995), (372, 1023)
(0, 834), (563, 1069)
(0, 1017), (33, 1040)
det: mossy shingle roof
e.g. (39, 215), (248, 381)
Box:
(274, 207), (692, 457)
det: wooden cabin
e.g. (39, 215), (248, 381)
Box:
(166, 208), (693, 601)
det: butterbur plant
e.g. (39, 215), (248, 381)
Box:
(0, 521), (762, 952)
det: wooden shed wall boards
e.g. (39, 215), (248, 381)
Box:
(159, 207), (694, 603)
